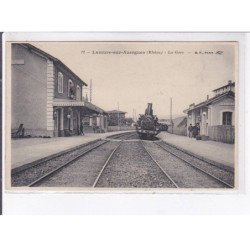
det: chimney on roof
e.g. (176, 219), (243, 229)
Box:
(227, 80), (235, 92)
(207, 95), (209, 100)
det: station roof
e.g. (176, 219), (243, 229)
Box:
(53, 99), (107, 114)
(173, 116), (187, 127)
(213, 81), (235, 92)
(107, 110), (127, 114)
(18, 43), (87, 86)
(183, 91), (235, 113)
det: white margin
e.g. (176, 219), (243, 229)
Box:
(2, 32), (248, 214)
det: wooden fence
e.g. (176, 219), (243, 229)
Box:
(208, 125), (235, 144)
(173, 127), (187, 136)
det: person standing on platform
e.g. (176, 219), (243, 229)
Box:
(192, 124), (198, 138)
(196, 123), (200, 136)
(188, 124), (193, 138)
(80, 122), (84, 135)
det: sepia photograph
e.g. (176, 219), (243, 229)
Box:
(1, 0), (250, 247)
(4, 38), (238, 191)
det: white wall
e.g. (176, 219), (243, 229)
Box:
(11, 44), (48, 134)
(210, 97), (235, 126)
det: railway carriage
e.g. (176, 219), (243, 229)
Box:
(160, 123), (168, 131)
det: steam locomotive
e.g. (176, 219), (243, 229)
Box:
(136, 103), (161, 139)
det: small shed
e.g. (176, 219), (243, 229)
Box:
(172, 116), (187, 136)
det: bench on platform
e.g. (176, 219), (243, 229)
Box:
(11, 124), (25, 138)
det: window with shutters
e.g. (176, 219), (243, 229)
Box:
(68, 79), (73, 97)
(76, 85), (81, 101)
(58, 72), (64, 93)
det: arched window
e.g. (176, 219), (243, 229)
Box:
(58, 72), (64, 93)
(222, 112), (232, 125)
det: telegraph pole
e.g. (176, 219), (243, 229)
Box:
(90, 79), (92, 103)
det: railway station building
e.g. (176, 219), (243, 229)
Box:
(184, 80), (235, 143)
(11, 43), (108, 137)
(107, 110), (127, 126)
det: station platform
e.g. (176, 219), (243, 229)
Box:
(158, 132), (235, 169)
(11, 130), (133, 171)
(10, 130), (235, 172)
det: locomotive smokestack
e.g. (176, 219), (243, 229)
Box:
(145, 103), (153, 116)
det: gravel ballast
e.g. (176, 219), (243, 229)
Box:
(95, 141), (177, 188)
(156, 141), (234, 187)
(12, 140), (107, 186)
(35, 141), (120, 187)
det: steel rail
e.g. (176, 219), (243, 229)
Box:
(28, 140), (109, 187)
(92, 141), (123, 187)
(140, 141), (179, 188)
(115, 132), (137, 140)
(108, 131), (137, 140)
(154, 141), (233, 188)
(108, 132), (132, 139)
(158, 140), (233, 173)
(12, 139), (104, 175)
(123, 132), (138, 140)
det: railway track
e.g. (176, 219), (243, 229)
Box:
(12, 131), (234, 189)
(144, 141), (234, 188)
(140, 141), (179, 188)
(28, 140), (109, 187)
(92, 141), (123, 187)
(11, 139), (108, 186)
(107, 131), (137, 140)
(12, 132), (136, 187)
(155, 141), (234, 188)
(94, 140), (178, 188)
(32, 135), (175, 188)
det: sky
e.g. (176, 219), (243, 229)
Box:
(31, 41), (237, 119)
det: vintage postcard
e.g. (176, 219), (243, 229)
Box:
(3, 33), (239, 192)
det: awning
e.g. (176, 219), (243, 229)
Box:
(53, 100), (107, 115)
(53, 101), (85, 107)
